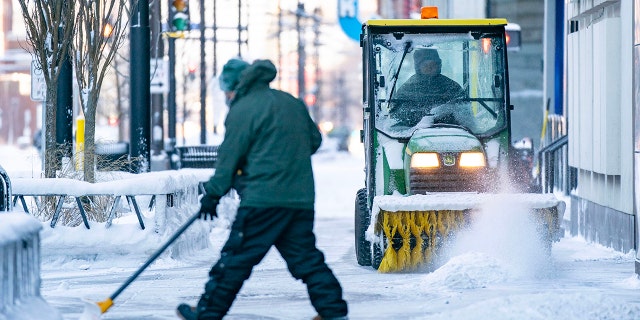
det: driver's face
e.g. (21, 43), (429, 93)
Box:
(417, 60), (440, 75)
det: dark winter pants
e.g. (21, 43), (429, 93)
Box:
(196, 206), (348, 319)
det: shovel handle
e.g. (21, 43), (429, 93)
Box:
(107, 211), (202, 306)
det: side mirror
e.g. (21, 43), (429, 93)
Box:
(505, 23), (521, 52)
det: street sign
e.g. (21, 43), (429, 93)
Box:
(30, 60), (46, 101)
(150, 57), (169, 94)
(338, 0), (361, 42)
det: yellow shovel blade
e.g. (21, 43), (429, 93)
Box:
(79, 298), (113, 320)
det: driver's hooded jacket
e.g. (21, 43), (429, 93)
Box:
(202, 59), (322, 210)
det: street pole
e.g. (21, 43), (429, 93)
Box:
(151, 0), (165, 159)
(238, 0), (243, 56)
(296, 2), (306, 101)
(167, 0), (177, 158)
(312, 8), (321, 121)
(56, 23), (73, 164)
(200, 0), (207, 144)
(130, 0), (151, 173)
(212, 0), (219, 135)
(277, 0), (282, 88)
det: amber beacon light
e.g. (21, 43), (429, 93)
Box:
(421, 6), (439, 19)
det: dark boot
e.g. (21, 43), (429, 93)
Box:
(176, 304), (197, 320)
(312, 316), (349, 320)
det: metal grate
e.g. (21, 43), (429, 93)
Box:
(409, 166), (487, 193)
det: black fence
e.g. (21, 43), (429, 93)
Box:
(175, 145), (219, 169)
(95, 142), (129, 171)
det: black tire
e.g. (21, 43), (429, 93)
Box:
(355, 188), (372, 266)
(372, 239), (384, 270)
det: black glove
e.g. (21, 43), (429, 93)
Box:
(199, 194), (219, 220)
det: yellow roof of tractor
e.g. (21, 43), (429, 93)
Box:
(365, 6), (507, 27)
(364, 18), (508, 27)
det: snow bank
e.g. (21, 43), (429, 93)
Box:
(1, 297), (63, 320)
(0, 213), (61, 320)
(0, 212), (42, 246)
(419, 252), (512, 289)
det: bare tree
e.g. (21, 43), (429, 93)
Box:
(74, 0), (133, 183)
(17, 0), (76, 178)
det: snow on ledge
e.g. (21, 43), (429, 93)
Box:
(11, 169), (214, 196)
(0, 212), (42, 246)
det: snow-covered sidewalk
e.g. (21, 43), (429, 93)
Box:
(2, 147), (640, 319)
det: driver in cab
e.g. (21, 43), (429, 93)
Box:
(391, 48), (465, 127)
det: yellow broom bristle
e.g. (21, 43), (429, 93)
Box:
(409, 212), (424, 268)
(378, 213), (398, 273)
(377, 209), (468, 273)
(378, 245), (398, 273)
(396, 213), (411, 271)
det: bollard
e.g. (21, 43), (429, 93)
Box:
(75, 116), (85, 171)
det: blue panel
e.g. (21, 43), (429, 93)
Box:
(554, 0), (564, 115)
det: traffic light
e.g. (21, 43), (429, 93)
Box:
(187, 64), (197, 81)
(171, 0), (190, 32)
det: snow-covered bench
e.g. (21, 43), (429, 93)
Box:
(10, 169), (214, 230)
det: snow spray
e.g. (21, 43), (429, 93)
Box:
(446, 196), (554, 279)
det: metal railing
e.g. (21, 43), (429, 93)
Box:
(537, 115), (577, 195)
(0, 164), (11, 212)
(175, 145), (219, 169)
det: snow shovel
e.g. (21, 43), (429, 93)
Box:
(80, 211), (203, 319)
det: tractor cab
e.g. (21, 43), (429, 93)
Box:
(360, 15), (530, 197)
(355, 9), (562, 272)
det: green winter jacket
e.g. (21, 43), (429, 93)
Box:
(203, 59), (322, 210)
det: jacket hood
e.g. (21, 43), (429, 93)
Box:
(234, 59), (277, 99)
(219, 58), (250, 92)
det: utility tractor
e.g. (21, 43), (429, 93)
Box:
(355, 7), (565, 273)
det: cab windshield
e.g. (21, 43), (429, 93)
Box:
(372, 31), (507, 138)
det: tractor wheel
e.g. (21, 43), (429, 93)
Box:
(355, 188), (372, 266)
(372, 237), (385, 270)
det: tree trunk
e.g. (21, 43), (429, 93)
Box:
(82, 93), (99, 183)
(44, 86), (58, 178)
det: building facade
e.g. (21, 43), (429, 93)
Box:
(547, 0), (638, 273)
(0, 0), (38, 146)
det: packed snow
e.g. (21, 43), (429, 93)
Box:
(0, 212), (42, 245)
(1, 144), (639, 319)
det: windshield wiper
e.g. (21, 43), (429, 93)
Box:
(386, 41), (412, 103)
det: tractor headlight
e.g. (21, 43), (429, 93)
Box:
(459, 152), (486, 167)
(411, 153), (440, 168)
